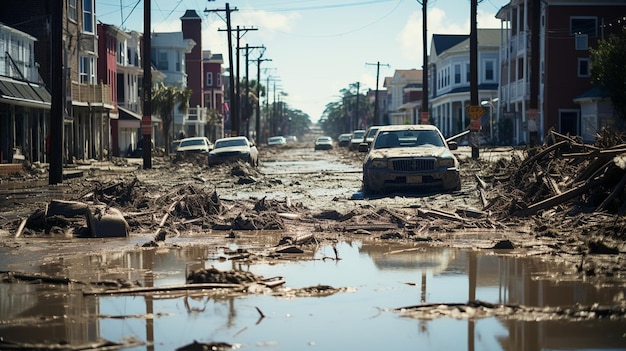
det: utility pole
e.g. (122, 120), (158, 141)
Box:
(142, 0), (152, 169)
(469, 0), (480, 159)
(415, 0), (429, 124)
(366, 61), (390, 126)
(49, 0), (63, 184)
(256, 56), (271, 144)
(209, 3), (238, 135)
(355, 82), (360, 130)
(242, 44), (264, 138)
(219, 25), (258, 136)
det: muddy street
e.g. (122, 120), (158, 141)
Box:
(1, 141), (625, 350)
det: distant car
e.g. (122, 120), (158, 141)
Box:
(208, 136), (258, 167)
(360, 124), (461, 194)
(314, 136), (333, 150)
(348, 130), (366, 151)
(338, 133), (352, 147)
(176, 137), (213, 155)
(285, 135), (298, 142)
(268, 136), (287, 146)
(362, 126), (381, 149)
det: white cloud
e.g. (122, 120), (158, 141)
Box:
(398, 6), (503, 67)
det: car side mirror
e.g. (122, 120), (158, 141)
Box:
(358, 142), (369, 152)
(447, 141), (458, 150)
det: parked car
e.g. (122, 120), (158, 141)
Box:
(208, 136), (258, 167)
(348, 130), (366, 151)
(362, 126), (381, 149)
(338, 133), (352, 147)
(175, 137), (213, 155)
(268, 136), (287, 146)
(314, 136), (333, 150)
(360, 124), (461, 194)
(285, 135), (298, 142)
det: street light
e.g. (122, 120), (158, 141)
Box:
(481, 98), (498, 144)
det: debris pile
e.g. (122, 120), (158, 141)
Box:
(482, 130), (626, 235)
(187, 267), (261, 284)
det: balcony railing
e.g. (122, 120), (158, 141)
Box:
(71, 82), (112, 105)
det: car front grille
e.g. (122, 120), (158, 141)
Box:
(216, 151), (243, 157)
(392, 158), (436, 171)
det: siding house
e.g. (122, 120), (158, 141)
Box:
(496, 0), (626, 143)
(151, 32), (195, 139)
(0, 23), (51, 164)
(428, 29), (502, 139)
(386, 69), (423, 125)
(1, 0), (113, 164)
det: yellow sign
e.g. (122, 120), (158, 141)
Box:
(465, 105), (484, 120)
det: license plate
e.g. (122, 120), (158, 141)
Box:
(407, 175), (422, 183)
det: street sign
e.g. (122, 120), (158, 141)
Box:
(465, 105), (484, 120)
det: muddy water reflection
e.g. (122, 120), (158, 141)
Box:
(1, 241), (624, 350)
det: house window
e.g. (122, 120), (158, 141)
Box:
(578, 58), (590, 77)
(217, 73), (222, 87)
(176, 51), (181, 72)
(454, 64), (461, 84)
(206, 72), (213, 87)
(117, 41), (125, 65)
(68, 0), (77, 21)
(484, 60), (495, 82)
(465, 62), (470, 83)
(79, 56), (95, 84)
(575, 34), (588, 50)
(83, 0), (94, 33)
(157, 50), (168, 71)
(570, 17), (597, 37)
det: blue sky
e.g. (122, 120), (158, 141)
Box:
(96, 0), (510, 122)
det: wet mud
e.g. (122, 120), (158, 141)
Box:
(0, 140), (625, 350)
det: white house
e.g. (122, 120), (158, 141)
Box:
(428, 29), (502, 139)
(151, 32), (196, 137)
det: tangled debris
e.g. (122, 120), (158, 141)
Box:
(395, 300), (626, 321)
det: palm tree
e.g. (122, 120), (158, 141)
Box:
(152, 83), (192, 154)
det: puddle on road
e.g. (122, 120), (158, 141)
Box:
(1, 240), (624, 350)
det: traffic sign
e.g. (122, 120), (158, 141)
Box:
(465, 105), (485, 120)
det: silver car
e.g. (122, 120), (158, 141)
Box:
(208, 136), (259, 167)
(360, 124), (460, 194)
(176, 137), (213, 155)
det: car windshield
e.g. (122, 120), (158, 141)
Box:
(352, 131), (365, 139)
(269, 137), (284, 142)
(215, 138), (247, 148)
(317, 137), (331, 142)
(180, 139), (205, 147)
(373, 130), (445, 149)
(365, 128), (379, 139)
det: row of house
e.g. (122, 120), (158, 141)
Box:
(380, 0), (625, 145)
(0, 2), (226, 164)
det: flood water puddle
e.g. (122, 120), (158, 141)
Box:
(1, 240), (625, 350)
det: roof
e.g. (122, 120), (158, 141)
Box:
(573, 86), (611, 102)
(118, 106), (141, 120)
(180, 10), (201, 20)
(0, 76), (51, 109)
(395, 69), (423, 81)
(378, 124), (440, 132)
(432, 29), (502, 57)
(432, 34), (467, 55)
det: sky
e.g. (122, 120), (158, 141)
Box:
(96, 0), (511, 122)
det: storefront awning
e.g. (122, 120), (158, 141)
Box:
(0, 76), (51, 109)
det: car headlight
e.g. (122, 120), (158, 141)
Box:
(439, 158), (456, 168)
(370, 159), (388, 168)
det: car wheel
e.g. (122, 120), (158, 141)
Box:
(362, 173), (373, 195)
